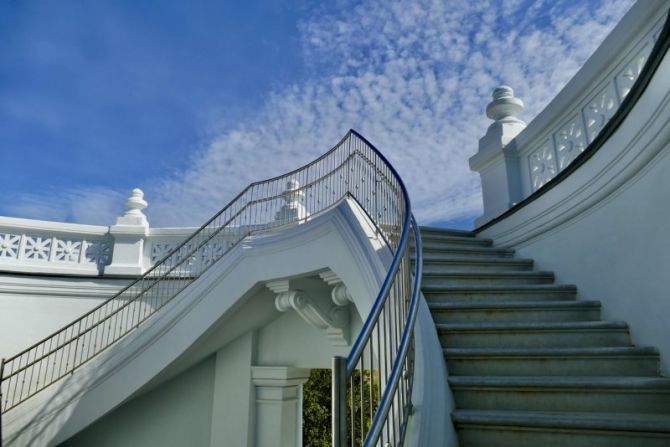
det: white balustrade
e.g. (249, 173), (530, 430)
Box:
(0, 188), (227, 276)
(470, 2), (666, 226)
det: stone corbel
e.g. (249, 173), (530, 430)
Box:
(318, 269), (354, 307)
(266, 279), (350, 346)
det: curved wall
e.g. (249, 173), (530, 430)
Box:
(478, 42), (670, 372)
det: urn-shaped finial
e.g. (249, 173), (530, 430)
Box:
(116, 188), (149, 226)
(275, 179), (308, 223)
(486, 85), (525, 124)
(125, 188), (148, 216)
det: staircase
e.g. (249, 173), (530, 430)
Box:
(419, 226), (670, 447)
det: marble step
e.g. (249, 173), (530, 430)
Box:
(429, 300), (600, 323)
(419, 226), (476, 238)
(437, 321), (630, 349)
(423, 284), (577, 303)
(453, 410), (670, 447)
(414, 237), (493, 250)
(450, 376), (670, 413)
(423, 271), (555, 287)
(444, 346), (661, 376)
(418, 257), (534, 273)
(414, 245), (514, 259)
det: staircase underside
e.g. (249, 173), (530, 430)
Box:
(419, 226), (670, 447)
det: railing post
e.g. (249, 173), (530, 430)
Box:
(469, 86), (526, 227)
(332, 356), (347, 447)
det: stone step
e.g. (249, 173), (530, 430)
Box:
(429, 300), (600, 323)
(423, 271), (555, 287)
(444, 347), (661, 376)
(450, 376), (670, 414)
(418, 257), (534, 273)
(413, 237), (493, 249)
(453, 410), (670, 447)
(419, 226), (476, 238)
(416, 244), (514, 259)
(437, 321), (630, 349)
(423, 284), (577, 303)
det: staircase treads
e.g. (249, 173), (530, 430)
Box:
(452, 409), (670, 432)
(419, 257), (534, 273)
(430, 300), (600, 323)
(430, 300), (599, 311)
(450, 376), (670, 413)
(437, 321), (630, 348)
(444, 346), (660, 376)
(417, 245), (515, 257)
(423, 284), (578, 302)
(419, 226), (476, 238)
(422, 271), (555, 286)
(413, 235), (492, 247)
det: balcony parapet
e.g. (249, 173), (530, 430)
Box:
(0, 187), (276, 277)
(470, 1), (668, 227)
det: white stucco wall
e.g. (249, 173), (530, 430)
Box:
(479, 43), (670, 372)
(62, 356), (215, 447)
(0, 276), (130, 360)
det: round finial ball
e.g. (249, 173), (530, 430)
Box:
(125, 188), (148, 213)
(492, 85), (514, 100)
(486, 85), (524, 122)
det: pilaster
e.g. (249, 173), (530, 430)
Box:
(251, 366), (310, 447)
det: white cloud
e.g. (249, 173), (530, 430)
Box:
(147, 0), (634, 227)
(6, 187), (125, 226)
(10, 0), (636, 228)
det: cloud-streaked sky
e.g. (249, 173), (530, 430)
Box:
(0, 0), (635, 229)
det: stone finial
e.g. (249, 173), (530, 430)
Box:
(275, 178), (308, 223)
(486, 85), (525, 124)
(116, 188), (148, 226)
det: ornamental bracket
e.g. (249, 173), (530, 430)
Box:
(266, 279), (350, 346)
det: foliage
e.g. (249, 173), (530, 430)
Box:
(302, 368), (380, 447)
(303, 369), (332, 447)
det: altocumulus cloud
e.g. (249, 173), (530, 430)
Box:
(148, 0), (634, 226)
(10, 0), (634, 227)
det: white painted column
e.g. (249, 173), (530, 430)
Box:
(105, 188), (149, 275)
(469, 86), (527, 226)
(210, 332), (256, 447)
(251, 366), (310, 447)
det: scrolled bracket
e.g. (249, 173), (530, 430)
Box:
(266, 279), (350, 346)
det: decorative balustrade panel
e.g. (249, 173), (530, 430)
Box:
(0, 230), (112, 273)
(527, 16), (664, 192)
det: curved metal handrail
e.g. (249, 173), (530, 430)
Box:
(1, 129), (420, 447)
(332, 132), (421, 447)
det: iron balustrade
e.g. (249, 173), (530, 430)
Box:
(332, 170), (422, 446)
(0, 130), (421, 447)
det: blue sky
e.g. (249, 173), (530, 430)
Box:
(0, 0), (634, 229)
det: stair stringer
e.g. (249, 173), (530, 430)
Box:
(3, 198), (446, 446)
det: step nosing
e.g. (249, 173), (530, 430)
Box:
(429, 300), (600, 310)
(444, 346), (659, 356)
(448, 376), (670, 388)
(419, 257), (533, 264)
(423, 284), (577, 291)
(437, 321), (628, 331)
(452, 410), (670, 433)
(423, 271), (554, 277)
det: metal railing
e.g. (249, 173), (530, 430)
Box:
(332, 164), (421, 445)
(0, 130), (421, 446)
